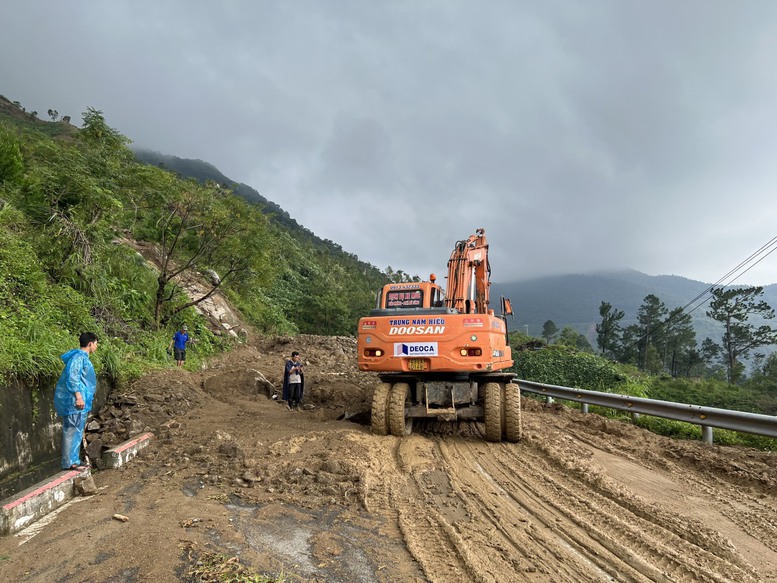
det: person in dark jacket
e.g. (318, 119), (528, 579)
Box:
(54, 332), (98, 470)
(282, 351), (305, 410)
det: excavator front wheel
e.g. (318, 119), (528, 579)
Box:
(483, 382), (503, 442)
(504, 383), (522, 442)
(388, 382), (413, 436)
(371, 382), (392, 436)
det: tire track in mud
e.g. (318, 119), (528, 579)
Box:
(456, 438), (756, 583)
(361, 435), (476, 582)
(721, 496), (777, 553)
(441, 437), (666, 582)
(561, 420), (777, 577)
(362, 427), (762, 582)
(362, 432), (625, 582)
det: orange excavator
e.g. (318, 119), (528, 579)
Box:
(357, 228), (522, 442)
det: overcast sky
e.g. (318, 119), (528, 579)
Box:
(3, 1), (777, 285)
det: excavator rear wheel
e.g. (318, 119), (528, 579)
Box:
(504, 383), (522, 442)
(389, 382), (413, 436)
(371, 382), (391, 436)
(484, 382), (503, 442)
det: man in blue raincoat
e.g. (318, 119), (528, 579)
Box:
(54, 332), (99, 470)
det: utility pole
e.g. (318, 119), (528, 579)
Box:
(524, 324), (529, 336)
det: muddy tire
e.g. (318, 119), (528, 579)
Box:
(484, 382), (503, 442)
(504, 383), (522, 442)
(389, 382), (413, 436)
(371, 382), (392, 435)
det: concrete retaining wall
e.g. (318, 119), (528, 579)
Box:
(0, 375), (110, 500)
(1, 433), (153, 535)
(0, 467), (91, 535)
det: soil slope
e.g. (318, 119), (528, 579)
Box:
(1, 335), (776, 583)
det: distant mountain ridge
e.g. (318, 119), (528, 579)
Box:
(492, 270), (777, 344)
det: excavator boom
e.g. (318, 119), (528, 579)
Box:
(445, 227), (491, 314)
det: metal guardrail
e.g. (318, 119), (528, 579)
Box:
(516, 379), (777, 444)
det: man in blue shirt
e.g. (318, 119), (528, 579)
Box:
(54, 332), (98, 470)
(168, 324), (192, 367)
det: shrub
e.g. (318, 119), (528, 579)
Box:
(512, 345), (626, 392)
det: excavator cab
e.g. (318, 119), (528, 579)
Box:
(370, 277), (455, 316)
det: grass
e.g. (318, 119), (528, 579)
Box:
(527, 393), (777, 450)
(634, 416), (777, 450)
(181, 542), (292, 583)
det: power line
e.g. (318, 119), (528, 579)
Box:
(682, 236), (777, 317)
(619, 235), (777, 357)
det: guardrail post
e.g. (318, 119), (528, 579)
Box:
(631, 412), (640, 422)
(701, 425), (713, 445)
(545, 396), (554, 405)
(581, 403), (589, 414)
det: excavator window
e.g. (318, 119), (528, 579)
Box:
(371, 282), (454, 315)
(385, 289), (423, 309)
(431, 287), (444, 308)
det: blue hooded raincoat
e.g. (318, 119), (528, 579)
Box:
(54, 349), (97, 469)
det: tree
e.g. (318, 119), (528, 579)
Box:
(746, 352), (777, 395)
(541, 320), (559, 343)
(760, 352), (777, 384)
(662, 307), (696, 377)
(643, 343), (664, 374)
(706, 286), (777, 383)
(618, 324), (640, 366)
(557, 326), (594, 353)
(384, 266), (417, 283)
(636, 294), (668, 371)
(80, 107), (130, 153)
(596, 301), (624, 359)
(297, 260), (352, 334)
(677, 347), (706, 378)
(142, 180), (274, 326)
(699, 338), (726, 379)
(47, 109), (59, 121)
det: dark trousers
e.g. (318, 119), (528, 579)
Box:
(288, 382), (302, 405)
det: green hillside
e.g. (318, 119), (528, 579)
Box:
(133, 148), (357, 258)
(0, 94), (389, 387)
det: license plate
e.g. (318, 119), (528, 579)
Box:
(408, 359), (425, 371)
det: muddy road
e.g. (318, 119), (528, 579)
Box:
(1, 336), (776, 582)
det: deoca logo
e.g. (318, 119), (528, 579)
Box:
(394, 342), (438, 357)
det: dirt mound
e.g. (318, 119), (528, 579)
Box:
(84, 336), (377, 467)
